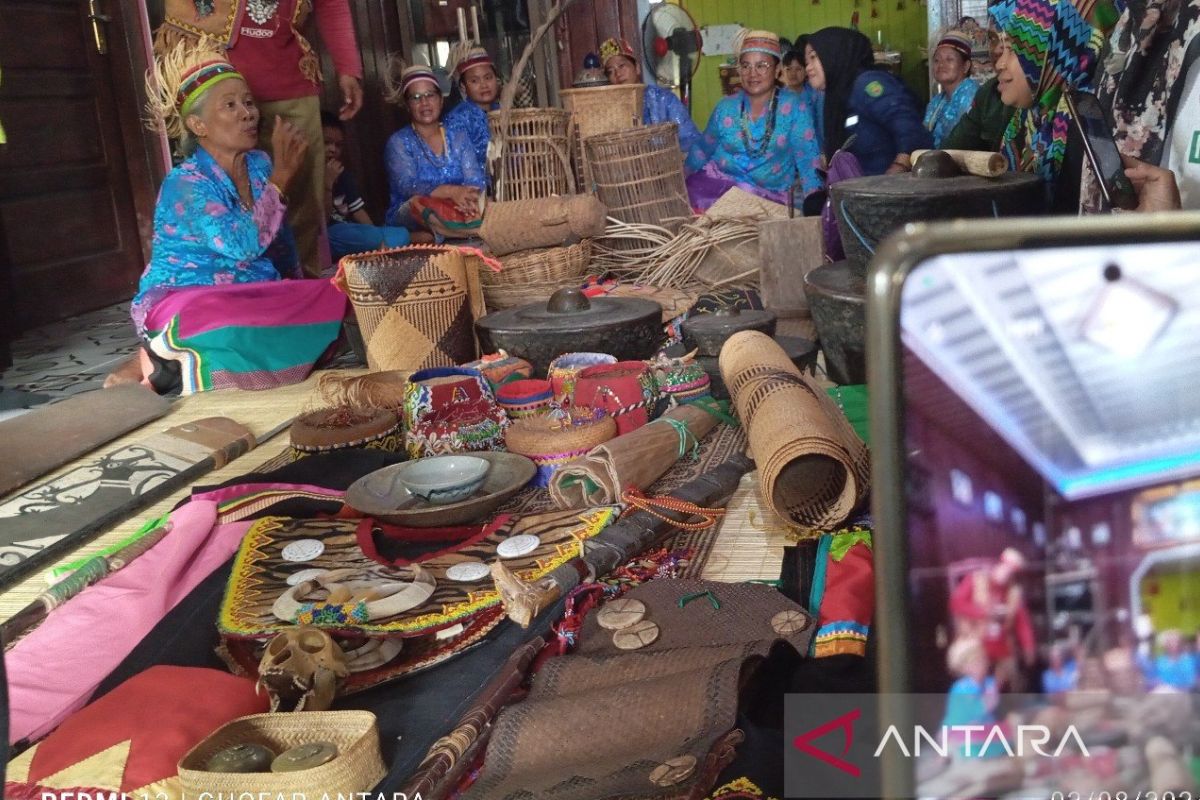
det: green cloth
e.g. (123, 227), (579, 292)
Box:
(940, 77), (1015, 153)
(826, 384), (869, 444)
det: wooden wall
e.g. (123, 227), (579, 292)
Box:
(554, 0), (641, 89)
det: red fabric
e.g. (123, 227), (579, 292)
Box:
(17, 666), (266, 793)
(949, 571), (1037, 662)
(355, 514), (511, 566)
(819, 542), (873, 630)
(572, 361), (652, 435)
(228, 0), (362, 102)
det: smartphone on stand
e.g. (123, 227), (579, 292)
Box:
(868, 212), (1200, 800)
(1066, 89), (1139, 211)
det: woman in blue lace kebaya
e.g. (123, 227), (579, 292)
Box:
(383, 62), (486, 230)
(443, 46), (501, 175)
(924, 31), (980, 147)
(598, 38), (703, 155)
(121, 42), (346, 394)
(684, 29), (822, 210)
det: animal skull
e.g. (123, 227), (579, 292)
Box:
(257, 625), (349, 712)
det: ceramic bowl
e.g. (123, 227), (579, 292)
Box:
(397, 455), (490, 505)
(345, 452), (537, 527)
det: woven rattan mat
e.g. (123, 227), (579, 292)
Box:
(0, 371), (361, 621)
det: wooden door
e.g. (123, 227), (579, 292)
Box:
(0, 0), (152, 333)
(555, 0), (640, 90)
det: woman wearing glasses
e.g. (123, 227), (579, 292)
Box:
(805, 27), (931, 176)
(383, 61), (486, 231)
(684, 29), (822, 211)
(599, 38), (702, 154)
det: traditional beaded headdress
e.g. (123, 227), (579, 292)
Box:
(145, 39), (243, 139)
(383, 55), (441, 105)
(453, 45), (495, 79)
(599, 37), (637, 68)
(733, 29), (783, 60)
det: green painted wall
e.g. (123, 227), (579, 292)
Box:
(680, 0), (930, 127)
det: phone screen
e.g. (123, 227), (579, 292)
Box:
(1070, 91), (1138, 210)
(898, 242), (1198, 797)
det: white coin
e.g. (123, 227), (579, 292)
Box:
(281, 539), (325, 562)
(286, 568), (328, 586)
(446, 561), (491, 582)
(496, 534), (540, 559)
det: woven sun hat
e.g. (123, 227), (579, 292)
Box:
(289, 407), (403, 460)
(504, 406), (617, 487)
(547, 352), (618, 403)
(571, 361), (656, 435)
(496, 379), (555, 420)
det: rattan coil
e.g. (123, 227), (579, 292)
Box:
(488, 108), (575, 201)
(177, 711), (386, 795)
(480, 240), (592, 310)
(560, 85), (644, 190)
(583, 122), (692, 238)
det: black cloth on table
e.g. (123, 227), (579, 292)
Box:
(90, 447), (564, 792)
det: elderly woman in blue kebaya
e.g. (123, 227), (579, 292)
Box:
(118, 42), (346, 395)
(599, 37), (703, 155)
(684, 29), (822, 210)
(924, 31), (981, 147)
(383, 60), (486, 233)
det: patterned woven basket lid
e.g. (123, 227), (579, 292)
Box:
(504, 406), (617, 459)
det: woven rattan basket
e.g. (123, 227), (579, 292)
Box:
(560, 85), (644, 190)
(504, 407), (617, 487)
(583, 122), (692, 238)
(480, 240), (592, 310)
(488, 108), (575, 201)
(177, 711), (386, 795)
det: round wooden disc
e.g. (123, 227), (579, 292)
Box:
(612, 619), (659, 650)
(649, 755), (697, 786)
(771, 609), (810, 635)
(596, 598), (646, 630)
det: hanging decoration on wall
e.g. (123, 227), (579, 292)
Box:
(871, 0), (880, 18)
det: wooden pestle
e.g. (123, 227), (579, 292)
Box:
(911, 149), (1007, 177)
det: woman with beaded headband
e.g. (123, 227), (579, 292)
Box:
(805, 27), (931, 176)
(683, 29), (822, 210)
(988, 0), (1103, 212)
(598, 37), (703, 155)
(444, 45), (502, 177)
(116, 42), (347, 395)
(382, 58), (487, 234)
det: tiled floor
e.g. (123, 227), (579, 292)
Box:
(0, 304), (140, 418)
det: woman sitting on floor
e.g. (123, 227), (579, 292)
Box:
(924, 31), (980, 147)
(383, 60), (486, 235)
(599, 37), (703, 155)
(443, 45), (501, 176)
(127, 43), (348, 395)
(988, 0), (1101, 212)
(684, 29), (823, 211)
(806, 28), (932, 176)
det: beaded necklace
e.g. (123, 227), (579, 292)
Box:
(739, 90), (779, 158)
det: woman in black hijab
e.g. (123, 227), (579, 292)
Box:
(805, 27), (931, 175)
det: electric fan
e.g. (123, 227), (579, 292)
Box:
(641, 3), (703, 105)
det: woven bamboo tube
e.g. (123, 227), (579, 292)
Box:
(488, 108), (575, 201)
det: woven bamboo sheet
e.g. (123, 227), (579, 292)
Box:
(0, 371), (363, 620)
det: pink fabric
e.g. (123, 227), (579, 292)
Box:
(141, 278), (346, 339)
(5, 501), (251, 744)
